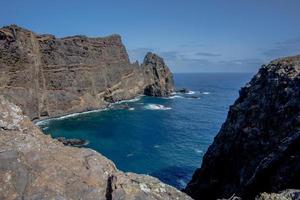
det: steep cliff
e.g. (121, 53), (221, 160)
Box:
(184, 55), (300, 199)
(0, 95), (191, 200)
(0, 25), (174, 120)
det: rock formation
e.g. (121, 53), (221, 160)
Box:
(184, 55), (300, 199)
(0, 95), (191, 199)
(255, 189), (300, 200)
(0, 25), (174, 120)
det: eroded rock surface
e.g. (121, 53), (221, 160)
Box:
(0, 25), (174, 120)
(185, 55), (300, 199)
(255, 189), (300, 200)
(0, 95), (191, 200)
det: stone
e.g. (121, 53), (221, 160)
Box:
(57, 137), (89, 147)
(255, 189), (300, 200)
(0, 25), (174, 120)
(176, 88), (189, 93)
(184, 55), (300, 199)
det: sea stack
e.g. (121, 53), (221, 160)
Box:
(184, 55), (300, 199)
(0, 25), (174, 120)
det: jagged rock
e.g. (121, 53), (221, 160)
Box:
(57, 137), (89, 147)
(184, 55), (300, 199)
(176, 88), (189, 93)
(0, 25), (174, 120)
(0, 95), (191, 200)
(143, 52), (174, 96)
(255, 189), (300, 200)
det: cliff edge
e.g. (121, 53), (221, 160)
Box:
(0, 25), (174, 120)
(184, 55), (300, 199)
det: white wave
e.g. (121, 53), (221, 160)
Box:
(35, 108), (108, 126)
(195, 149), (203, 154)
(35, 120), (50, 126)
(154, 145), (160, 148)
(178, 179), (187, 189)
(187, 91), (196, 95)
(114, 96), (142, 104)
(202, 92), (210, 95)
(57, 108), (108, 120)
(126, 153), (134, 157)
(144, 104), (172, 110)
(162, 95), (183, 99)
(35, 96), (144, 126)
(128, 107), (135, 111)
(42, 126), (49, 131)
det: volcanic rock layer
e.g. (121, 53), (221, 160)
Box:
(0, 25), (174, 120)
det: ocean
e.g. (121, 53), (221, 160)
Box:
(37, 73), (254, 189)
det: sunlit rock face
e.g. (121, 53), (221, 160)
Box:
(185, 55), (300, 200)
(0, 25), (174, 120)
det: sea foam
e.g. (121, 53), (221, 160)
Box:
(144, 104), (172, 110)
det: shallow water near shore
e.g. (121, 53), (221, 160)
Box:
(38, 73), (253, 189)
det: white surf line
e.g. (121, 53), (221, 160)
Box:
(35, 95), (144, 125)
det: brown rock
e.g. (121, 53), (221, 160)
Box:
(0, 25), (174, 120)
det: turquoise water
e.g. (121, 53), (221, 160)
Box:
(38, 73), (253, 189)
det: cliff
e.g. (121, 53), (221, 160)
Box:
(0, 95), (191, 199)
(0, 25), (174, 120)
(184, 55), (300, 199)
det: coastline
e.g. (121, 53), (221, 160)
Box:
(34, 95), (144, 126)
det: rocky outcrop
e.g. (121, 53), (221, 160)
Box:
(255, 189), (300, 200)
(143, 52), (174, 96)
(184, 55), (300, 199)
(0, 95), (191, 199)
(0, 25), (174, 120)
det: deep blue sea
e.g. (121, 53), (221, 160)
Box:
(37, 73), (254, 189)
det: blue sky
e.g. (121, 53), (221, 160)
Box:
(1, 0), (300, 72)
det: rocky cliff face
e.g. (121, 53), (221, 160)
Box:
(0, 95), (191, 200)
(0, 25), (174, 120)
(184, 55), (300, 199)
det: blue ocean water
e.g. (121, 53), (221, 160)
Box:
(38, 73), (253, 189)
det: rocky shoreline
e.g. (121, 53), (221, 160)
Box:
(0, 25), (174, 121)
(0, 25), (193, 200)
(0, 24), (299, 200)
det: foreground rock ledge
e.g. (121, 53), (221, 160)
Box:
(184, 55), (300, 200)
(0, 96), (191, 200)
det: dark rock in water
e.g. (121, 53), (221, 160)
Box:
(184, 55), (300, 200)
(186, 96), (199, 99)
(176, 88), (189, 93)
(57, 137), (88, 147)
(0, 25), (174, 120)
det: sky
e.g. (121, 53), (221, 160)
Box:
(1, 0), (300, 73)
